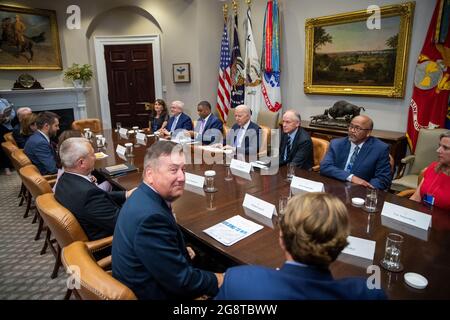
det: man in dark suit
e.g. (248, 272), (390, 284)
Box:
(213, 104), (260, 157)
(188, 101), (223, 145)
(320, 115), (391, 190)
(215, 192), (386, 300)
(55, 137), (135, 240)
(24, 111), (60, 175)
(112, 141), (223, 299)
(279, 110), (313, 169)
(161, 100), (193, 137)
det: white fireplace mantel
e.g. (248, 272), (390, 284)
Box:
(0, 87), (91, 120)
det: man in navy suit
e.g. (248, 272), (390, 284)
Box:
(215, 192), (387, 300)
(55, 137), (135, 241)
(188, 101), (223, 145)
(213, 104), (260, 157)
(161, 100), (193, 138)
(320, 115), (391, 190)
(279, 110), (313, 169)
(24, 111), (60, 175)
(112, 141), (223, 299)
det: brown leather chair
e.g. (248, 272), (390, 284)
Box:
(3, 132), (17, 146)
(257, 111), (280, 129)
(62, 241), (136, 300)
(258, 125), (270, 157)
(311, 137), (330, 172)
(19, 165), (53, 241)
(1, 141), (18, 161)
(71, 118), (103, 133)
(36, 193), (112, 280)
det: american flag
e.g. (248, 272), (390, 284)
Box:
(216, 23), (232, 122)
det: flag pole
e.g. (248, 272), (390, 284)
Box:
(223, 3), (228, 23)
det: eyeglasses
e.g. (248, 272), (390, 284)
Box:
(348, 124), (371, 132)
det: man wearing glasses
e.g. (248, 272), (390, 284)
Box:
(320, 115), (391, 190)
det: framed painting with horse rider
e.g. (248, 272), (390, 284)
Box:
(0, 5), (62, 70)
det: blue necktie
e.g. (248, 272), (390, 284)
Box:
(346, 145), (360, 172)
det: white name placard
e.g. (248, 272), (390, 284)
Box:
(185, 172), (205, 189)
(116, 144), (126, 156)
(341, 236), (376, 261)
(381, 202), (431, 230)
(290, 176), (324, 195)
(136, 132), (146, 141)
(119, 128), (128, 136)
(230, 158), (252, 173)
(243, 193), (276, 219)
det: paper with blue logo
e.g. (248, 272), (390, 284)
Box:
(203, 215), (263, 246)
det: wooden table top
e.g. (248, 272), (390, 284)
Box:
(95, 129), (450, 300)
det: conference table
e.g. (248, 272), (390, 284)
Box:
(94, 129), (450, 300)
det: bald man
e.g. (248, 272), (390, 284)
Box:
(279, 110), (313, 169)
(320, 115), (391, 190)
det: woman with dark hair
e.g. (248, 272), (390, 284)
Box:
(149, 99), (169, 133)
(410, 131), (450, 210)
(13, 113), (38, 148)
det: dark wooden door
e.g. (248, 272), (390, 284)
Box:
(105, 44), (155, 128)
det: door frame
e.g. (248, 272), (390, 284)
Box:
(94, 35), (163, 129)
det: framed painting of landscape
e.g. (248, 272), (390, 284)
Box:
(0, 5), (62, 70)
(304, 2), (414, 98)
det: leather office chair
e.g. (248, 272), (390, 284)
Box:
(19, 165), (53, 241)
(36, 193), (113, 280)
(71, 118), (103, 133)
(225, 109), (236, 128)
(311, 137), (329, 172)
(257, 111), (280, 129)
(3, 132), (17, 146)
(10, 148), (32, 210)
(391, 128), (447, 191)
(258, 125), (270, 157)
(396, 167), (426, 198)
(62, 241), (136, 300)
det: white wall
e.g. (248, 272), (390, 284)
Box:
(0, 0), (436, 132)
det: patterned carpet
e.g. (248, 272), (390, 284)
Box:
(0, 172), (69, 300)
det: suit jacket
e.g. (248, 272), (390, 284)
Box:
(112, 182), (218, 300)
(194, 114), (223, 145)
(225, 121), (261, 155)
(279, 127), (313, 169)
(215, 263), (386, 300)
(24, 131), (57, 175)
(167, 112), (193, 132)
(54, 172), (126, 240)
(320, 136), (391, 190)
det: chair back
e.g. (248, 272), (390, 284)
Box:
(311, 137), (329, 171)
(411, 128), (448, 174)
(258, 125), (270, 157)
(10, 149), (32, 171)
(1, 141), (19, 163)
(257, 111), (280, 129)
(3, 132), (17, 146)
(19, 165), (53, 200)
(62, 241), (137, 300)
(72, 119), (103, 133)
(225, 109), (236, 128)
(35, 193), (89, 248)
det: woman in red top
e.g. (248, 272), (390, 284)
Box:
(411, 131), (450, 211)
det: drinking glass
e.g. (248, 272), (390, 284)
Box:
(116, 122), (122, 132)
(364, 188), (378, 212)
(204, 170), (217, 192)
(278, 196), (289, 217)
(380, 233), (404, 272)
(124, 142), (134, 157)
(286, 162), (295, 181)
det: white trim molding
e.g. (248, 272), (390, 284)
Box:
(93, 35), (163, 129)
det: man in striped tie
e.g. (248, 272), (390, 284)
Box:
(320, 115), (392, 190)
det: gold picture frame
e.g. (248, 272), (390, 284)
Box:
(304, 2), (414, 98)
(0, 5), (62, 70)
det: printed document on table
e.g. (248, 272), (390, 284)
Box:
(203, 215), (263, 246)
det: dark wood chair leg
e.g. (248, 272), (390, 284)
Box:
(51, 245), (61, 279)
(23, 191), (31, 218)
(40, 229), (51, 255)
(34, 215), (44, 241)
(32, 208), (38, 224)
(18, 183), (26, 205)
(63, 289), (72, 300)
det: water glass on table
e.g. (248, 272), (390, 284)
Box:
(380, 233), (404, 272)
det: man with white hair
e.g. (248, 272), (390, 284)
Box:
(55, 137), (135, 240)
(161, 100), (193, 136)
(216, 104), (260, 156)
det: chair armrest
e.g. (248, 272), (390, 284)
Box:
(85, 236), (113, 253)
(395, 155), (416, 180)
(97, 255), (112, 270)
(44, 174), (58, 180)
(397, 189), (416, 198)
(47, 178), (57, 187)
(312, 165), (320, 172)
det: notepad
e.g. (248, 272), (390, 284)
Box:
(102, 163), (137, 176)
(203, 215), (263, 246)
